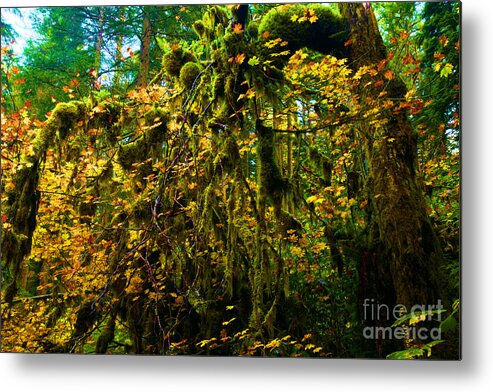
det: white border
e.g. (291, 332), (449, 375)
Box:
(1, 0), (492, 391)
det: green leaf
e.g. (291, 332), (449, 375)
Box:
(440, 63), (454, 78)
(247, 56), (260, 67)
(440, 314), (457, 333)
(386, 347), (424, 359)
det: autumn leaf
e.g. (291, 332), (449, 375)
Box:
(262, 31), (270, 39)
(233, 23), (244, 34)
(400, 30), (410, 40)
(439, 35), (449, 47)
(92, 105), (105, 114)
(234, 53), (246, 64)
(222, 317), (236, 326)
(237, 88), (255, 101)
(70, 78), (80, 88)
(305, 9), (319, 23)
(384, 69), (395, 80)
(402, 54), (416, 65)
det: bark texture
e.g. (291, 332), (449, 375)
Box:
(339, 3), (443, 310)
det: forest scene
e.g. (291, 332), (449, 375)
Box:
(0, 2), (460, 358)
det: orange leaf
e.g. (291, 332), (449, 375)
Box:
(11, 66), (20, 75)
(233, 23), (244, 34)
(70, 78), (80, 88)
(402, 54), (415, 65)
(383, 69), (395, 80)
(235, 53), (246, 65)
(262, 31), (270, 39)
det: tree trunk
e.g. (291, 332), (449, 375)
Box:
(113, 6), (125, 87)
(339, 3), (443, 310)
(137, 6), (151, 88)
(94, 7), (105, 76)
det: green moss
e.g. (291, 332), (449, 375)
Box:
(96, 315), (116, 354)
(258, 4), (348, 57)
(257, 123), (286, 205)
(32, 101), (86, 157)
(162, 47), (197, 78)
(193, 20), (206, 38)
(1, 230), (28, 270)
(118, 106), (168, 172)
(247, 21), (259, 39)
(47, 101), (86, 141)
(179, 61), (202, 89)
(309, 147), (332, 186)
(204, 6), (229, 30)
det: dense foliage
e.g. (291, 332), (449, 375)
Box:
(1, 3), (460, 358)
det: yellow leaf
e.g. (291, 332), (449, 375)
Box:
(306, 195), (318, 203)
(245, 88), (255, 99)
(302, 333), (312, 342)
(222, 317), (236, 326)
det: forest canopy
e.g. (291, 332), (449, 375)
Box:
(1, 2), (460, 358)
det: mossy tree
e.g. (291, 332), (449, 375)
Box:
(1, 3), (459, 358)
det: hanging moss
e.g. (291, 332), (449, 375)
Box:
(96, 314), (116, 354)
(29, 101), (86, 157)
(257, 122), (287, 206)
(162, 47), (197, 78)
(1, 231), (29, 271)
(117, 106), (168, 173)
(193, 20), (206, 38)
(47, 101), (87, 145)
(2, 100), (88, 303)
(309, 147), (333, 186)
(179, 61), (202, 89)
(71, 302), (99, 342)
(143, 106), (169, 141)
(247, 21), (259, 39)
(258, 4), (348, 57)
(203, 5), (229, 31)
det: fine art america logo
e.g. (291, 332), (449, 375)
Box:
(362, 298), (443, 340)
